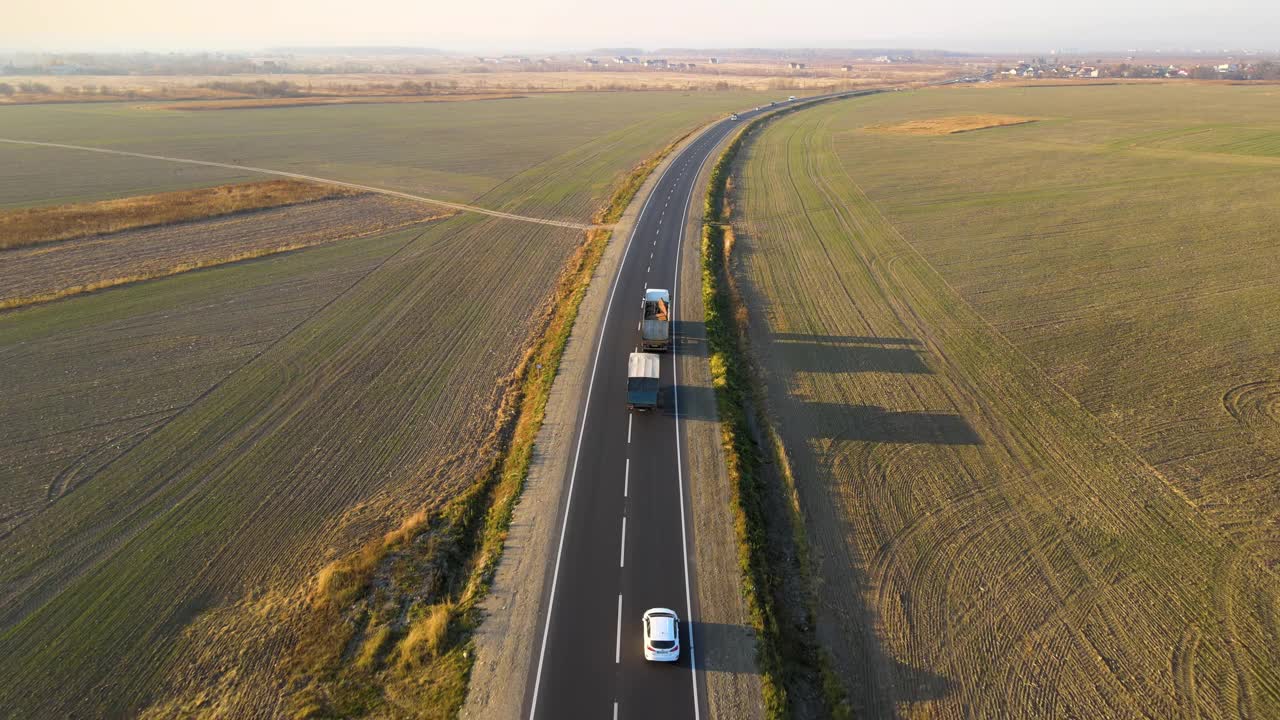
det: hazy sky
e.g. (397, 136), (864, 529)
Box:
(6, 0), (1279, 53)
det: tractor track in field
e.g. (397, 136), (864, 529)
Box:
(0, 137), (601, 231)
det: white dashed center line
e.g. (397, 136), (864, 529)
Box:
(619, 517), (626, 568)
(615, 594), (623, 664)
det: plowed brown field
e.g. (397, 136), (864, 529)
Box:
(730, 86), (1280, 718)
(0, 194), (444, 308)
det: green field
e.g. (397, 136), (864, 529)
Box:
(0, 90), (764, 717)
(729, 84), (1280, 717)
(0, 91), (769, 211)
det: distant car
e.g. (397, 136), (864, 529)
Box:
(730, 113), (739, 120)
(788, 95), (797, 101)
(643, 608), (680, 662)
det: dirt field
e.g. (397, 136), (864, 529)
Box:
(867, 113), (1038, 134)
(0, 230), (411, 539)
(729, 85), (1280, 717)
(0, 194), (444, 308)
(0, 90), (761, 717)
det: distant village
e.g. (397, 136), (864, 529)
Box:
(998, 57), (1280, 80)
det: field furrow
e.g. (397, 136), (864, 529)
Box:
(0, 194), (442, 307)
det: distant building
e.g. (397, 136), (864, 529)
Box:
(841, 64), (853, 72)
(873, 55), (892, 63)
(583, 58), (599, 66)
(708, 57), (719, 64)
(787, 61), (806, 69)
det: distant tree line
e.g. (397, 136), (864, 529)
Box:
(196, 80), (305, 98)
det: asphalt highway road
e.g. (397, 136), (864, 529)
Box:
(525, 90), (880, 720)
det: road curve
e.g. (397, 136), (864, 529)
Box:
(525, 90), (881, 720)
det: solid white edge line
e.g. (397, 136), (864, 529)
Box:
(527, 144), (684, 720)
(620, 516), (627, 567)
(615, 593), (624, 664)
(672, 126), (721, 720)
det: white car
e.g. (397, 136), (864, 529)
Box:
(642, 608), (680, 662)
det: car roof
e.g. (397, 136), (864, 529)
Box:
(649, 616), (677, 641)
(644, 608), (678, 640)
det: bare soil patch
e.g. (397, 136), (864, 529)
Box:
(0, 179), (352, 249)
(867, 113), (1038, 135)
(0, 195), (446, 310)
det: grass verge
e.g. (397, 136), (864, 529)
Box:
(0, 179), (353, 250)
(701, 102), (864, 719)
(282, 130), (693, 719)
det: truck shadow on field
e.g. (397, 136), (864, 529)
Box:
(772, 337), (932, 374)
(728, 227), (957, 715)
(801, 402), (982, 445)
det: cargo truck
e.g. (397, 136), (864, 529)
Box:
(627, 352), (660, 411)
(641, 289), (671, 352)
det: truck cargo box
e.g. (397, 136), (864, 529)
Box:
(627, 352), (660, 410)
(641, 289), (671, 351)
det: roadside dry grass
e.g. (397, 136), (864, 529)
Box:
(0, 179), (351, 249)
(867, 113), (1037, 134)
(730, 85), (1280, 718)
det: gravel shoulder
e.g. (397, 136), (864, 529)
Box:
(463, 121), (762, 719)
